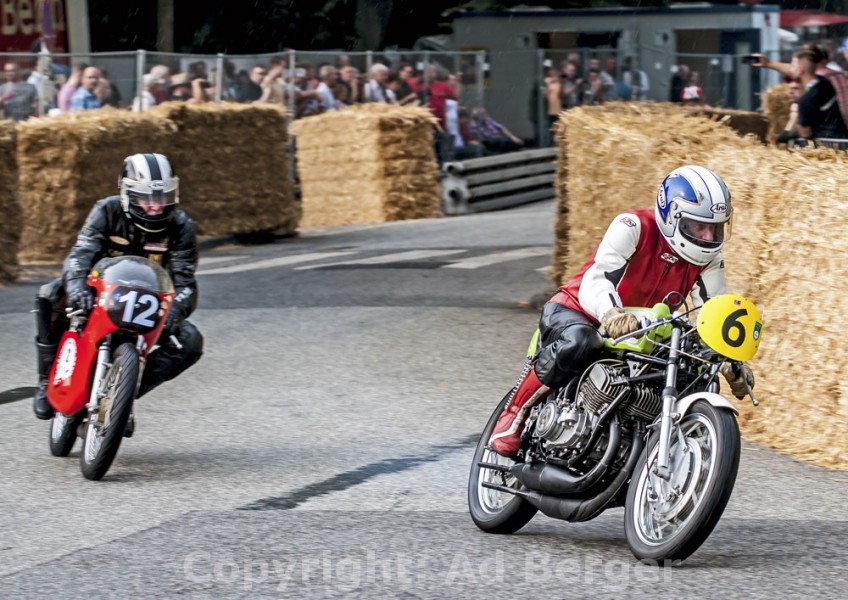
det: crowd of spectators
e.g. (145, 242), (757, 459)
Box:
(0, 54), (526, 163)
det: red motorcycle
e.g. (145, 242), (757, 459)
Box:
(47, 256), (176, 480)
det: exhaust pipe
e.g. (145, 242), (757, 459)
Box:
(509, 418), (621, 495)
(523, 428), (644, 523)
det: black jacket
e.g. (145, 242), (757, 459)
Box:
(63, 196), (199, 319)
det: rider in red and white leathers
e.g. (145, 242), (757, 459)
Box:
(489, 165), (754, 458)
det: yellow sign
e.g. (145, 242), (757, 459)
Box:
(697, 294), (763, 362)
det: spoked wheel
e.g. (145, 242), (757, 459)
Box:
(80, 343), (138, 481)
(49, 412), (84, 457)
(468, 390), (538, 534)
(625, 400), (741, 563)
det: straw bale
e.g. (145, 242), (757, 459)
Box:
(17, 108), (172, 263)
(554, 102), (848, 470)
(0, 121), (19, 284)
(761, 83), (791, 144)
(150, 102), (298, 237)
(688, 106), (770, 143)
(291, 104), (441, 228)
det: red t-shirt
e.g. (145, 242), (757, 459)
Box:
(427, 81), (456, 128)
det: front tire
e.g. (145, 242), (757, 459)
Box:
(80, 343), (138, 481)
(624, 400), (740, 563)
(468, 389), (538, 534)
(49, 412), (83, 457)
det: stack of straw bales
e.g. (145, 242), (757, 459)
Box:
(290, 104), (442, 228)
(151, 103), (299, 237)
(554, 102), (848, 470)
(0, 122), (19, 284)
(17, 108), (171, 263)
(16, 103), (297, 264)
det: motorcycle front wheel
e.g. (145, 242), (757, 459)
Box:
(624, 400), (740, 563)
(467, 389), (538, 534)
(48, 412), (84, 457)
(80, 343), (138, 481)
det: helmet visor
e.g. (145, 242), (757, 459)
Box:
(679, 215), (731, 249)
(124, 177), (178, 215)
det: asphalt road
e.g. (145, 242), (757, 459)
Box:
(0, 200), (846, 599)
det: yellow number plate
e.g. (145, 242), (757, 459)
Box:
(697, 294), (763, 361)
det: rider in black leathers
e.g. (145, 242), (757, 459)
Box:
(33, 153), (203, 423)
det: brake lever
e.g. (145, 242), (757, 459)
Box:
(731, 362), (759, 407)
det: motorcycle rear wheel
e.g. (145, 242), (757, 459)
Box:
(624, 400), (740, 564)
(48, 412), (84, 457)
(80, 343), (138, 481)
(467, 389), (538, 534)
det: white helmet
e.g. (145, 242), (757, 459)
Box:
(118, 153), (180, 232)
(655, 165), (732, 266)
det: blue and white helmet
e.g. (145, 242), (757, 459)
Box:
(655, 165), (732, 266)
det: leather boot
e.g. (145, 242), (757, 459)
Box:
(33, 339), (58, 420)
(489, 368), (551, 458)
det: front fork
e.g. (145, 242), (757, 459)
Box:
(85, 339), (113, 421)
(653, 327), (681, 480)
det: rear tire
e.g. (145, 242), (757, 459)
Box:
(80, 343), (138, 481)
(468, 389), (538, 534)
(48, 412), (83, 457)
(624, 401), (740, 563)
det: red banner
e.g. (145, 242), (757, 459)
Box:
(0, 0), (67, 53)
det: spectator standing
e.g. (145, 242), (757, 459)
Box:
(239, 65), (265, 103)
(57, 62), (86, 112)
(794, 46), (848, 140)
(622, 56), (650, 101)
(395, 63), (419, 105)
(363, 63), (393, 103)
(601, 56), (618, 101)
(259, 57), (290, 106)
(97, 67), (123, 107)
(544, 66), (562, 143)
(426, 64), (457, 130)
(681, 71), (707, 106)
(339, 65), (362, 105)
(168, 72), (208, 104)
(0, 62), (38, 121)
(148, 65), (171, 105)
(132, 72), (165, 112)
(68, 67), (102, 112)
(315, 65), (339, 112)
(670, 63), (689, 103)
(583, 68), (604, 105)
(561, 62), (583, 108)
(468, 107), (524, 155)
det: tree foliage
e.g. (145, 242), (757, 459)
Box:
(87, 0), (782, 54)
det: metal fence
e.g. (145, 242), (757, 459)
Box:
(0, 45), (802, 149)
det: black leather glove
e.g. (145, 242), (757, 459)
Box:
(162, 305), (183, 339)
(66, 279), (94, 313)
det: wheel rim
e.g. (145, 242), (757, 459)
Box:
(83, 364), (122, 464)
(51, 414), (70, 442)
(632, 414), (718, 546)
(476, 446), (523, 515)
(83, 419), (102, 463)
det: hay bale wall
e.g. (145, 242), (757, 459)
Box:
(17, 109), (171, 263)
(553, 102), (848, 470)
(0, 122), (19, 284)
(17, 104), (297, 264)
(290, 104), (441, 228)
(152, 103), (298, 237)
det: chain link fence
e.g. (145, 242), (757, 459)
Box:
(0, 46), (803, 149)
